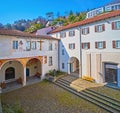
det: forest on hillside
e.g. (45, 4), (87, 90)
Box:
(0, 11), (87, 33)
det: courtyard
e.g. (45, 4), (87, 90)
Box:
(1, 80), (110, 113)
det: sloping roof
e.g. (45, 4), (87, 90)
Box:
(0, 29), (59, 40)
(49, 10), (120, 34)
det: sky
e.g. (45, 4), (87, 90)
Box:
(0, 0), (112, 24)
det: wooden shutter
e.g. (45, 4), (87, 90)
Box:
(103, 41), (106, 48)
(112, 22), (115, 30)
(73, 43), (75, 49)
(88, 27), (90, 34)
(95, 42), (98, 48)
(88, 42), (90, 49)
(102, 24), (105, 31)
(112, 40), (116, 48)
(69, 44), (70, 49)
(69, 32), (70, 36)
(95, 26), (97, 32)
(64, 32), (66, 37)
(82, 43), (84, 49)
(82, 29), (84, 34)
(73, 31), (75, 36)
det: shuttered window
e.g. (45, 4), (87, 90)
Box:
(69, 43), (75, 49)
(82, 27), (89, 35)
(112, 40), (120, 48)
(95, 24), (105, 32)
(60, 32), (66, 38)
(69, 30), (75, 37)
(112, 21), (120, 30)
(95, 41), (106, 49)
(82, 42), (90, 49)
(13, 41), (18, 49)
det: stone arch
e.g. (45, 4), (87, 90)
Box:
(26, 58), (42, 77)
(0, 60), (23, 83)
(68, 57), (80, 77)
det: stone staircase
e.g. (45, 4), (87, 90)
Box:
(55, 75), (120, 113)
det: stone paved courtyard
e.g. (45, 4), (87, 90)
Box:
(1, 80), (108, 113)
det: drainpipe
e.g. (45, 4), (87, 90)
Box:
(77, 27), (82, 78)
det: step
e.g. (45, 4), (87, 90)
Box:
(87, 89), (120, 104)
(80, 91), (120, 112)
(55, 82), (119, 113)
(83, 89), (120, 107)
(57, 79), (71, 85)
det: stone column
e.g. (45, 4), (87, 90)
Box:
(117, 64), (120, 87)
(23, 66), (26, 86)
(41, 57), (45, 80)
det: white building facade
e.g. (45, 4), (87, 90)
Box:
(0, 30), (59, 87)
(86, 0), (120, 18)
(49, 10), (120, 87)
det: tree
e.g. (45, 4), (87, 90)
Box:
(46, 12), (54, 20)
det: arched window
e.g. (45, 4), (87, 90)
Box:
(5, 67), (15, 80)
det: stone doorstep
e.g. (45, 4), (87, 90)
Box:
(70, 84), (87, 92)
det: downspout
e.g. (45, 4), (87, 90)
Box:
(78, 27), (82, 78)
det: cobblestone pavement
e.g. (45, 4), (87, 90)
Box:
(1, 80), (107, 113)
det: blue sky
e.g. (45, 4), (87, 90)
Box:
(0, 0), (112, 24)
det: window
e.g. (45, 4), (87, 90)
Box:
(82, 27), (89, 35)
(95, 24), (105, 32)
(82, 43), (90, 49)
(95, 41), (106, 49)
(60, 32), (66, 38)
(49, 42), (52, 51)
(26, 41), (31, 51)
(13, 41), (18, 49)
(62, 49), (64, 55)
(69, 43), (75, 49)
(69, 30), (75, 37)
(62, 63), (65, 69)
(112, 21), (120, 30)
(49, 57), (53, 66)
(113, 40), (120, 48)
(31, 41), (36, 50)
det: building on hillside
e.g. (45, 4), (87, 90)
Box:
(86, 0), (120, 18)
(48, 10), (120, 87)
(36, 26), (55, 36)
(0, 29), (59, 89)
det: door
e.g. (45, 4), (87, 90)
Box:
(70, 63), (73, 73)
(26, 68), (30, 77)
(5, 67), (15, 80)
(105, 64), (117, 83)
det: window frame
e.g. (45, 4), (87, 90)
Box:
(69, 30), (75, 37)
(82, 42), (90, 49)
(13, 41), (18, 50)
(95, 41), (106, 49)
(31, 41), (36, 50)
(82, 27), (89, 35)
(60, 32), (66, 38)
(62, 63), (65, 69)
(49, 42), (53, 51)
(49, 56), (53, 66)
(113, 40), (120, 49)
(95, 24), (105, 32)
(69, 43), (75, 50)
(26, 41), (31, 51)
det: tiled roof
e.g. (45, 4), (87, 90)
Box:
(0, 29), (59, 40)
(49, 10), (120, 34)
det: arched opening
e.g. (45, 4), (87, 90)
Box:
(5, 67), (15, 80)
(0, 60), (23, 83)
(68, 57), (79, 77)
(26, 58), (42, 80)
